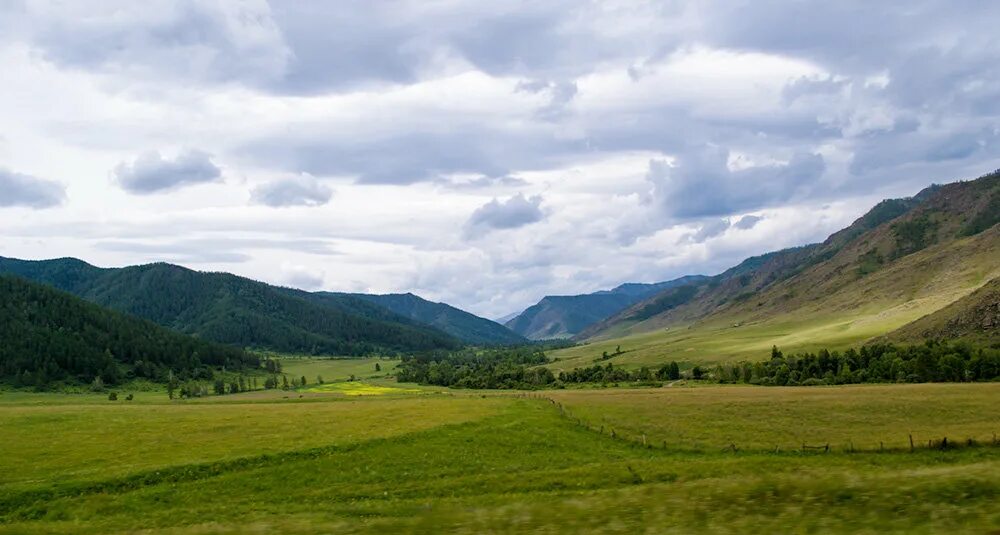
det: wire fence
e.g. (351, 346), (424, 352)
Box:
(508, 391), (1000, 455)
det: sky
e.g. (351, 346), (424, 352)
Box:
(2, 1), (999, 319)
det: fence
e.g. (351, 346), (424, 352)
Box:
(509, 391), (1000, 455)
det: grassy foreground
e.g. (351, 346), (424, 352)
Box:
(1, 383), (999, 533)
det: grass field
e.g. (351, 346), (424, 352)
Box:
(549, 383), (1000, 451)
(277, 357), (400, 383)
(2, 383), (1000, 533)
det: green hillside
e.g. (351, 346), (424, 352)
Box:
(332, 292), (527, 345)
(0, 275), (255, 387)
(552, 170), (1000, 371)
(889, 276), (1000, 343)
(0, 258), (461, 356)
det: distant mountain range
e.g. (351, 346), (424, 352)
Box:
(328, 292), (527, 345)
(3, 168), (997, 382)
(505, 276), (709, 340)
(0, 255), (531, 354)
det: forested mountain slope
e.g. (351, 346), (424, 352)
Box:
(550, 170), (1000, 370)
(0, 275), (255, 387)
(331, 292), (526, 345)
(0, 259), (461, 355)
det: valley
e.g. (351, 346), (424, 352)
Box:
(2, 170), (998, 533)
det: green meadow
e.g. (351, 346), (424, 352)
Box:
(276, 356), (400, 384)
(2, 382), (999, 533)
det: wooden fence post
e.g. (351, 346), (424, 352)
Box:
(909, 434), (915, 452)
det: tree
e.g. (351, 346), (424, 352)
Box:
(669, 361), (681, 380)
(691, 366), (703, 380)
(300, 375), (307, 387)
(91, 375), (104, 392)
(167, 371), (178, 399)
(214, 379), (226, 395)
(282, 375), (289, 389)
(375, 362), (381, 372)
(108, 391), (118, 401)
(316, 375), (324, 384)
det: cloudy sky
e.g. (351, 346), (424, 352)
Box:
(2, 1), (999, 319)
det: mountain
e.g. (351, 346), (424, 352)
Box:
(0, 258), (461, 356)
(494, 311), (521, 324)
(889, 276), (1000, 343)
(323, 292), (527, 345)
(506, 276), (709, 340)
(551, 169), (1000, 369)
(0, 275), (255, 387)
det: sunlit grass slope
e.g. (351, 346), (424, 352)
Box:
(550, 228), (1000, 371)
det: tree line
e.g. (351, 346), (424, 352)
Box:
(714, 341), (1000, 385)
(395, 339), (1000, 390)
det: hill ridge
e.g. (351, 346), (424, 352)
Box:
(0, 258), (461, 355)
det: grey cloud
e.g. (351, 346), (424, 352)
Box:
(464, 194), (545, 238)
(0, 168), (66, 209)
(114, 150), (221, 194)
(782, 76), (847, 103)
(648, 148), (826, 219)
(240, 127), (581, 185)
(734, 214), (763, 230)
(23, 1), (289, 85)
(265, 2), (424, 93)
(850, 128), (996, 176)
(11, 1), (673, 94)
(691, 219), (731, 242)
(251, 175), (333, 207)
(539, 81), (579, 120)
